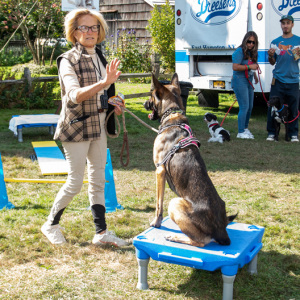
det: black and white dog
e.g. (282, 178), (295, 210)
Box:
(204, 113), (230, 143)
(268, 96), (290, 141)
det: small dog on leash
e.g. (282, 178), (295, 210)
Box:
(204, 113), (230, 143)
(268, 96), (290, 141)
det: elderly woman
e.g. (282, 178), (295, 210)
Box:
(41, 8), (127, 247)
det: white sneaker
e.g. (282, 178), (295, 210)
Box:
(237, 132), (251, 139)
(92, 230), (129, 247)
(266, 134), (275, 141)
(291, 136), (299, 142)
(244, 129), (254, 139)
(41, 222), (66, 245)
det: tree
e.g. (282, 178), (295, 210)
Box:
(146, 0), (175, 72)
(0, 0), (65, 65)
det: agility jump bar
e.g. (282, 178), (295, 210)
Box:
(4, 178), (90, 183)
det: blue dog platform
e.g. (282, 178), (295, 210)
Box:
(133, 217), (264, 300)
(9, 114), (59, 142)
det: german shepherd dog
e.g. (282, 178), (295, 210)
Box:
(144, 73), (236, 247)
(268, 96), (290, 141)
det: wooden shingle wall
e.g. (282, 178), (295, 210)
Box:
(99, 0), (153, 45)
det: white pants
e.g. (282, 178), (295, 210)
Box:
(47, 112), (107, 225)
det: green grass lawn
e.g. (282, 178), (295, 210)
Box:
(0, 84), (299, 299)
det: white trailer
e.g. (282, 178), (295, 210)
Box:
(175, 0), (300, 107)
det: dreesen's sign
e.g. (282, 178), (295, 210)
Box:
(190, 0), (242, 25)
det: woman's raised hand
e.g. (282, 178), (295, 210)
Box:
(104, 58), (121, 86)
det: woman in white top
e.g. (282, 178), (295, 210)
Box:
(41, 8), (128, 247)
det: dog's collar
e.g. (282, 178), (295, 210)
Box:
(277, 105), (286, 113)
(209, 123), (219, 128)
(160, 108), (184, 124)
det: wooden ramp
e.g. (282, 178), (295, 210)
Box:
(32, 141), (68, 175)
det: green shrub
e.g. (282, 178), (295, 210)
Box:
(0, 67), (21, 80)
(46, 65), (58, 75)
(11, 63), (57, 76)
(0, 67), (60, 109)
(105, 29), (152, 77)
(23, 81), (60, 109)
(146, 0), (175, 72)
(0, 80), (60, 109)
(0, 49), (33, 66)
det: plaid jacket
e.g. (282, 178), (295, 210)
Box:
(54, 43), (116, 142)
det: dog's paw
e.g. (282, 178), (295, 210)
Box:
(165, 234), (177, 242)
(165, 233), (186, 243)
(150, 217), (163, 228)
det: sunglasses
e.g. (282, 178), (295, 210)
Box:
(247, 40), (255, 45)
(76, 25), (100, 33)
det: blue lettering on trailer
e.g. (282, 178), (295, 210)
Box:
(271, 0), (300, 20)
(175, 51), (189, 63)
(190, 0), (242, 25)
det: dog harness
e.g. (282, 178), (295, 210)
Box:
(156, 124), (201, 167)
(209, 123), (220, 130)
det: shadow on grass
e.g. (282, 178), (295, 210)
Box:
(124, 205), (155, 213)
(146, 250), (299, 300)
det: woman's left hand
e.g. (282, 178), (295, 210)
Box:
(114, 105), (122, 116)
(103, 58), (122, 86)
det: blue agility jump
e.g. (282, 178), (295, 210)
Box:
(0, 149), (123, 213)
(0, 153), (14, 210)
(133, 217), (264, 300)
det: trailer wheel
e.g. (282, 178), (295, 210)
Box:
(197, 90), (219, 108)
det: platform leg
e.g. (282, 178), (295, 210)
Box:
(248, 254), (258, 275)
(17, 128), (23, 142)
(222, 274), (236, 300)
(136, 258), (150, 290)
(49, 126), (54, 135)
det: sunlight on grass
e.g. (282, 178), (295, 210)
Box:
(0, 84), (299, 300)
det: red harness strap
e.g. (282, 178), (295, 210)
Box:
(257, 65), (268, 104)
(245, 64), (255, 90)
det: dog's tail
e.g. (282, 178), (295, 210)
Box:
(214, 213), (238, 246)
(227, 212), (238, 223)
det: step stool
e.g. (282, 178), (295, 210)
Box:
(133, 217), (264, 300)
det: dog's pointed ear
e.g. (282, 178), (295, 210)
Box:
(171, 73), (179, 88)
(152, 73), (164, 90)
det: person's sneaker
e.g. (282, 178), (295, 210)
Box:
(41, 222), (66, 245)
(266, 134), (275, 141)
(92, 230), (129, 247)
(291, 136), (299, 142)
(244, 129), (254, 139)
(237, 132), (251, 139)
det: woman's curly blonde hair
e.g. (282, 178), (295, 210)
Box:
(64, 9), (108, 45)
